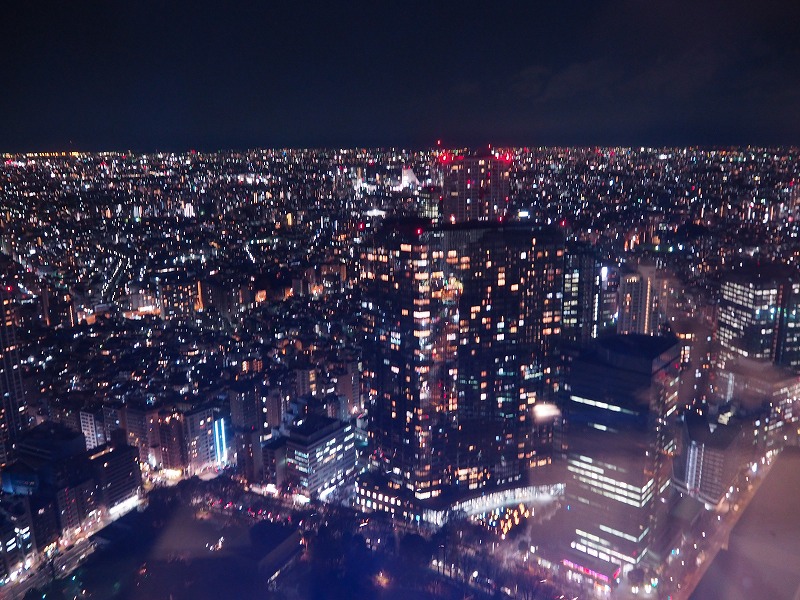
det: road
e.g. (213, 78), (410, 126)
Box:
(0, 539), (95, 600)
(672, 462), (772, 600)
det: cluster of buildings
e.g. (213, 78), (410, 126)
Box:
(1, 146), (800, 591)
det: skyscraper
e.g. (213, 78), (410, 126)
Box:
(440, 153), (511, 224)
(562, 243), (602, 346)
(561, 335), (680, 575)
(360, 219), (563, 508)
(0, 284), (28, 465)
(717, 264), (800, 370)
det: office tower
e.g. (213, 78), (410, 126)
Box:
(229, 377), (265, 482)
(415, 185), (441, 223)
(616, 262), (675, 337)
(673, 412), (745, 507)
(616, 267), (651, 335)
(717, 264), (800, 370)
(6, 423), (97, 541)
(562, 243), (602, 346)
(0, 498), (35, 585)
(157, 409), (187, 471)
(282, 415), (356, 498)
(183, 406), (217, 475)
(440, 153), (511, 223)
(360, 219), (563, 507)
(598, 264), (619, 336)
(0, 284), (28, 465)
(88, 441), (142, 515)
(562, 335), (679, 574)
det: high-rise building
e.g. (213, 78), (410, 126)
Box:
(440, 153), (511, 224)
(0, 284), (28, 465)
(183, 406), (217, 476)
(717, 264), (800, 370)
(283, 415), (356, 498)
(617, 267), (652, 335)
(561, 335), (680, 575)
(229, 377), (266, 482)
(360, 219), (563, 508)
(88, 441), (142, 516)
(562, 243), (602, 346)
(673, 411), (745, 508)
(616, 263), (673, 337)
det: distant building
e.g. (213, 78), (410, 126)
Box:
(440, 153), (511, 223)
(154, 270), (200, 320)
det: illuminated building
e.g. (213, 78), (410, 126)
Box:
(673, 412), (745, 507)
(0, 498), (35, 586)
(360, 219), (563, 509)
(562, 243), (602, 346)
(717, 265), (800, 370)
(229, 377), (266, 482)
(0, 284), (29, 465)
(440, 153), (511, 223)
(617, 267), (652, 335)
(88, 438), (142, 515)
(183, 406), (217, 475)
(562, 335), (680, 571)
(282, 415), (356, 498)
(80, 408), (106, 450)
(156, 409), (186, 472)
(154, 270), (200, 320)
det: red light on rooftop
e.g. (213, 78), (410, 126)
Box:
(415, 228), (423, 235)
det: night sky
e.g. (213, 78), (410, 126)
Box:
(2, 1), (799, 152)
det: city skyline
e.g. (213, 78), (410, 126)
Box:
(3, 2), (800, 597)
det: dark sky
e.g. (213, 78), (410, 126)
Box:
(2, 1), (799, 151)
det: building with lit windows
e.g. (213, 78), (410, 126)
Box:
(717, 265), (800, 370)
(153, 270), (200, 320)
(360, 219), (563, 513)
(282, 415), (356, 498)
(562, 243), (601, 346)
(0, 498), (35, 586)
(183, 406), (217, 476)
(0, 284), (29, 465)
(673, 411), (745, 508)
(561, 335), (680, 573)
(616, 265), (655, 336)
(88, 439), (142, 516)
(440, 153), (511, 223)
